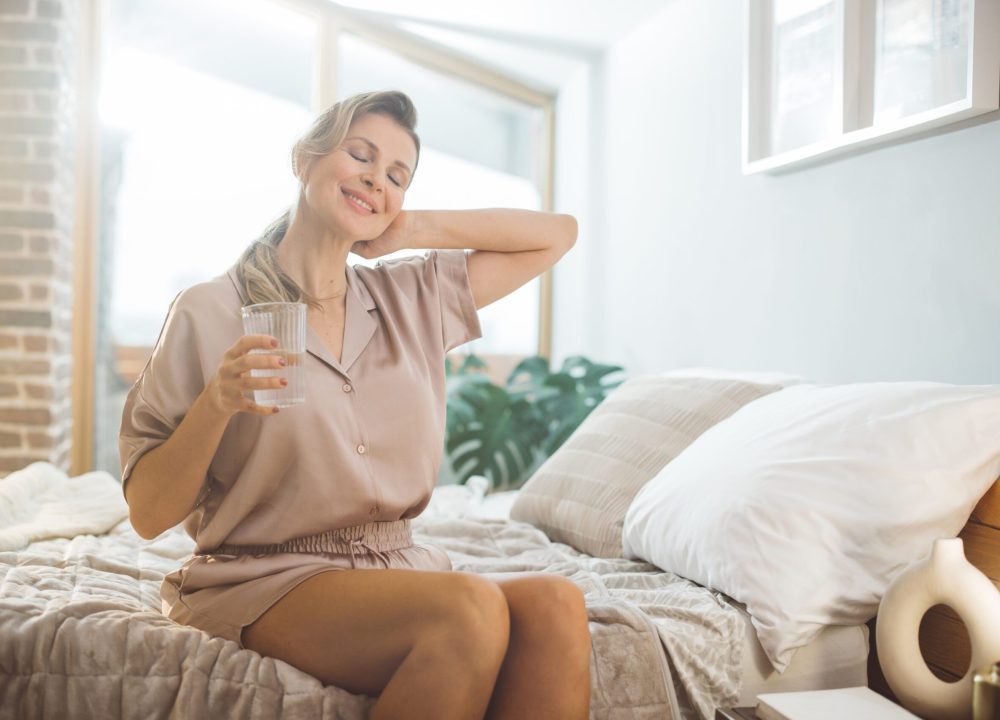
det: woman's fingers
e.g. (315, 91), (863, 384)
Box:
(232, 353), (286, 376)
(240, 376), (287, 391)
(242, 398), (280, 416)
(210, 334), (286, 417)
(225, 334), (277, 360)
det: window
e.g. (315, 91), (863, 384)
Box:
(84, 0), (555, 476)
(743, 0), (999, 173)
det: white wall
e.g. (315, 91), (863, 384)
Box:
(552, 0), (1000, 384)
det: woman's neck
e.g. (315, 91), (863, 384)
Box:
(277, 202), (352, 303)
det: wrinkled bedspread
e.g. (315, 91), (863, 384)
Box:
(0, 516), (742, 720)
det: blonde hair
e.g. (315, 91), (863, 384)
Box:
(235, 90), (420, 311)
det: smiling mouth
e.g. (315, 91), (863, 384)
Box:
(343, 190), (375, 214)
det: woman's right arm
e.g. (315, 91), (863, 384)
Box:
(125, 334), (286, 540)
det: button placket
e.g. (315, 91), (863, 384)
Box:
(340, 373), (381, 524)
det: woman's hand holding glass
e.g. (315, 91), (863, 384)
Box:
(206, 335), (286, 417)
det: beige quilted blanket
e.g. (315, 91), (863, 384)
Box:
(0, 515), (742, 719)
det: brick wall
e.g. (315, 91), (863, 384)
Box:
(0, 0), (79, 475)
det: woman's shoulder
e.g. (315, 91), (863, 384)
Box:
(353, 250), (466, 296)
(169, 269), (243, 319)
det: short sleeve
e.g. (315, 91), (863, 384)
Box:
(430, 249), (483, 353)
(118, 289), (210, 501)
(375, 249), (483, 354)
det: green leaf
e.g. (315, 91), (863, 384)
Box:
(444, 353), (627, 490)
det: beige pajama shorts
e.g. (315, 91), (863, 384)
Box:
(160, 519), (452, 648)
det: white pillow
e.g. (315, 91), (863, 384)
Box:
(622, 382), (1000, 673)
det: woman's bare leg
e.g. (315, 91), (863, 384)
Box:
(482, 574), (592, 720)
(241, 568), (510, 720)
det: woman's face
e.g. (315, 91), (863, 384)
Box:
(301, 112), (418, 240)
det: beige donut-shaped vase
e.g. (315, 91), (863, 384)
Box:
(877, 538), (1000, 720)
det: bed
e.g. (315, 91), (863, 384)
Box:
(1, 372), (997, 719)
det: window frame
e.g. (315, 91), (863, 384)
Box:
(72, 0), (557, 474)
(742, 0), (1000, 174)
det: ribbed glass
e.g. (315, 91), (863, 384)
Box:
(239, 302), (307, 407)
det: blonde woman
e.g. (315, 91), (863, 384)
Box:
(119, 90), (588, 719)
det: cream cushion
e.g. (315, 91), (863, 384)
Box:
(509, 375), (783, 557)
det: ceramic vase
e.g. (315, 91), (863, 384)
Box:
(878, 538), (1000, 720)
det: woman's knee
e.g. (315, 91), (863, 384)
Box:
(508, 576), (590, 648)
(430, 574), (510, 663)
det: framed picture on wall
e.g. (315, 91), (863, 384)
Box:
(743, 0), (1000, 173)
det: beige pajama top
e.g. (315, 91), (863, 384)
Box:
(118, 249), (482, 645)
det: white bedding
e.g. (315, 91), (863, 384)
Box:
(0, 472), (747, 720)
(0, 468), (871, 720)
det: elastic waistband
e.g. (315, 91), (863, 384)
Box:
(211, 519), (413, 556)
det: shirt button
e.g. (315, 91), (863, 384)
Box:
(369, 505), (379, 516)
(343, 383), (352, 393)
(357, 444), (366, 454)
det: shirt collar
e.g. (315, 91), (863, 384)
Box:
(225, 262), (376, 311)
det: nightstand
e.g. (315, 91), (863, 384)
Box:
(715, 708), (756, 720)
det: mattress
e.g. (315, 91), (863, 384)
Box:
(734, 601), (868, 703)
(676, 598), (869, 716)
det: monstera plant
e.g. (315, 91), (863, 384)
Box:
(442, 353), (626, 492)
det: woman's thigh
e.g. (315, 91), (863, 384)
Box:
(240, 567), (506, 696)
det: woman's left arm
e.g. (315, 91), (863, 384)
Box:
(411, 209), (578, 310)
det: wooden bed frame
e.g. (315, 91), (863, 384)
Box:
(869, 478), (1000, 696)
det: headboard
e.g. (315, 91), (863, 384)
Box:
(869, 478), (1000, 696)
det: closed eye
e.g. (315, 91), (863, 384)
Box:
(349, 151), (404, 188)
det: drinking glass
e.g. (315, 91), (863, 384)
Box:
(240, 302), (306, 407)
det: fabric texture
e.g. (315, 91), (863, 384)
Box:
(118, 249), (482, 643)
(510, 375), (783, 557)
(0, 462), (127, 552)
(622, 381), (1000, 672)
(0, 511), (746, 720)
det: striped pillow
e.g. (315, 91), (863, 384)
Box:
(510, 375), (783, 557)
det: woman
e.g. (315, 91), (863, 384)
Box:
(119, 90), (588, 719)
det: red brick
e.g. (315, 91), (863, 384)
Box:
(0, 184), (22, 203)
(0, 456), (42, 473)
(0, 333), (16, 349)
(0, 430), (20, 447)
(0, 139), (27, 158)
(23, 334), (47, 352)
(0, 257), (52, 275)
(0, 92), (26, 112)
(28, 235), (49, 253)
(26, 431), (52, 449)
(28, 284), (47, 301)
(31, 140), (54, 160)
(24, 383), (51, 400)
(0, 283), (22, 300)
(0, 0), (30, 16)
(0, 407), (50, 424)
(37, 1), (62, 20)
(0, 358), (49, 374)
(0, 381), (16, 397)
(33, 47), (54, 64)
(29, 186), (49, 205)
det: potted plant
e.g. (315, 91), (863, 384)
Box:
(441, 353), (626, 491)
